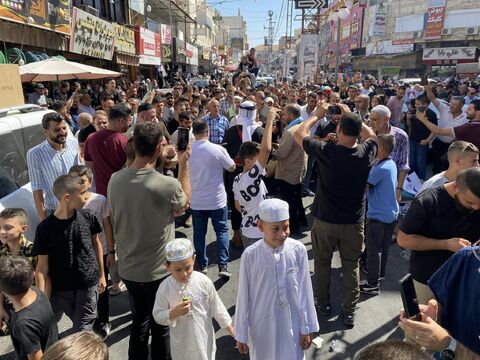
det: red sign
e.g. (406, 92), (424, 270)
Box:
(424, 6), (446, 39)
(135, 26), (161, 65)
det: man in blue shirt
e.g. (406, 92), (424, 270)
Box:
(203, 99), (230, 144)
(360, 134), (399, 295)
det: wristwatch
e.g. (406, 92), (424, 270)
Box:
(440, 337), (457, 360)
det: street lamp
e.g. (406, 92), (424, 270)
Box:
(332, 6), (350, 80)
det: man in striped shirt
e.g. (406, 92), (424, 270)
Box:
(27, 112), (79, 220)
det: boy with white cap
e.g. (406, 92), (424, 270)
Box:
(152, 238), (234, 360)
(235, 198), (319, 360)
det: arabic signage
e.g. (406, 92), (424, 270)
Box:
(422, 47), (478, 64)
(114, 24), (136, 55)
(366, 39), (415, 55)
(135, 26), (161, 65)
(298, 34), (319, 82)
(160, 24), (172, 46)
(162, 44), (172, 63)
(0, 0), (71, 34)
(186, 43), (198, 66)
(424, 0), (445, 39)
(70, 7), (115, 60)
(371, 2), (388, 37)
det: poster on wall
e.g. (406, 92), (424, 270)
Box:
(424, 0), (446, 39)
(135, 26), (161, 65)
(160, 24), (172, 45)
(298, 34), (319, 82)
(0, 0), (71, 34)
(70, 7), (115, 60)
(371, 2), (388, 37)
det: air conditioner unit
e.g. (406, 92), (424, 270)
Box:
(78, 5), (100, 17)
(413, 31), (423, 38)
(441, 28), (453, 36)
(466, 27), (479, 35)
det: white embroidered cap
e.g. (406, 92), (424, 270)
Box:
(259, 198), (290, 222)
(166, 238), (194, 262)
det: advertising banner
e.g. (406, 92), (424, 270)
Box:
(135, 26), (161, 65)
(298, 34), (318, 81)
(371, 2), (388, 37)
(366, 39), (415, 55)
(0, 0), (71, 34)
(160, 24), (172, 45)
(114, 24), (136, 55)
(70, 7), (115, 60)
(423, 47), (477, 64)
(424, 0), (446, 39)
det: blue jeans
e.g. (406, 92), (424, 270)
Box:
(409, 140), (428, 180)
(191, 206), (230, 268)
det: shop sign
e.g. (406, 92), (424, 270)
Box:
(186, 43), (198, 66)
(160, 24), (172, 45)
(424, 0), (446, 39)
(70, 7), (115, 60)
(0, 64), (24, 108)
(175, 38), (186, 63)
(0, 0), (71, 34)
(366, 39), (414, 55)
(135, 26), (161, 65)
(203, 50), (210, 60)
(162, 45), (172, 63)
(114, 24), (136, 55)
(422, 47), (477, 64)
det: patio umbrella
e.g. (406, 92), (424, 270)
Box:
(19, 58), (122, 82)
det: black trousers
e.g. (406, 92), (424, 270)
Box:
(365, 219), (396, 286)
(96, 254), (109, 324)
(431, 138), (450, 175)
(122, 278), (171, 360)
(277, 179), (306, 233)
(225, 168), (243, 231)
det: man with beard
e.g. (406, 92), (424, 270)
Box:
(397, 167), (480, 305)
(27, 112), (80, 220)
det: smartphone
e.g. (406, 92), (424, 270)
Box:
(417, 105), (427, 113)
(400, 274), (421, 321)
(177, 127), (190, 151)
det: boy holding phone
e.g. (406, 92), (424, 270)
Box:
(171, 112), (195, 149)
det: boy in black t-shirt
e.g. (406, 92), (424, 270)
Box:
(0, 256), (58, 359)
(34, 175), (106, 333)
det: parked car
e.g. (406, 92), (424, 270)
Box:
(0, 104), (76, 239)
(189, 78), (210, 89)
(398, 78), (438, 85)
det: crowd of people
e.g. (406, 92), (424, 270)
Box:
(1, 70), (480, 360)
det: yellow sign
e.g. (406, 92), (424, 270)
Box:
(114, 24), (136, 55)
(0, 65), (24, 108)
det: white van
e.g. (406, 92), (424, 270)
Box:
(0, 104), (76, 239)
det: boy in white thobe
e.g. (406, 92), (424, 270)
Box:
(235, 199), (319, 360)
(152, 238), (234, 360)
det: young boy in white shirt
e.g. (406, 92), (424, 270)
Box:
(233, 107), (275, 248)
(152, 238), (234, 360)
(235, 198), (319, 360)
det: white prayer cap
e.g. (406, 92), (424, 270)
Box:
(166, 238), (194, 262)
(264, 97), (274, 105)
(259, 198), (290, 222)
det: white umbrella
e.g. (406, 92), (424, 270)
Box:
(19, 58), (122, 82)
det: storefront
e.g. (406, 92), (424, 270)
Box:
(114, 24), (139, 79)
(353, 51), (423, 78)
(422, 47), (478, 66)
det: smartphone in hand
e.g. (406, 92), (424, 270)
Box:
(177, 127), (190, 151)
(400, 274), (422, 321)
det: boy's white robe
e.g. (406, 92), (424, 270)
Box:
(235, 238), (319, 360)
(152, 271), (232, 360)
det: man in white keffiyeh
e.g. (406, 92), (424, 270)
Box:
(235, 101), (260, 142)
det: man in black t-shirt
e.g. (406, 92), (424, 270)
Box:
(0, 256), (58, 359)
(398, 167), (480, 305)
(294, 102), (378, 326)
(314, 105), (342, 141)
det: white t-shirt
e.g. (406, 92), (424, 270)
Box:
(189, 140), (235, 210)
(435, 102), (468, 143)
(84, 192), (110, 255)
(232, 161), (268, 239)
(418, 172), (448, 195)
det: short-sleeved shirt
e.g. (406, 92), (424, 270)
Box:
(428, 247), (480, 355)
(233, 161), (268, 239)
(314, 121), (337, 139)
(367, 158), (399, 224)
(435, 101), (467, 143)
(388, 126), (410, 173)
(10, 287), (58, 359)
(83, 129), (128, 196)
(26, 138), (79, 210)
(303, 138), (377, 224)
(84, 192), (110, 255)
(400, 186), (480, 284)
(32, 209), (102, 291)
(108, 167), (186, 282)
(189, 140), (235, 210)
(0, 235), (37, 269)
(453, 122), (480, 149)
(409, 109), (437, 142)
(203, 114), (230, 144)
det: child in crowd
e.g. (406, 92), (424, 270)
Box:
(68, 165), (114, 339)
(233, 107), (274, 248)
(171, 112), (195, 146)
(0, 208), (37, 334)
(152, 238), (234, 360)
(33, 174), (106, 332)
(235, 198), (319, 360)
(360, 134), (399, 295)
(0, 256), (58, 358)
(42, 331), (108, 360)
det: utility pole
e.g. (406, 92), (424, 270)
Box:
(265, 10), (274, 75)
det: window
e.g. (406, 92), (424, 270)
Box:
(0, 129), (23, 198)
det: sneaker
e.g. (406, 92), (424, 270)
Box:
(184, 215), (192, 228)
(110, 282), (126, 296)
(360, 281), (380, 295)
(341, 306), (355, 327)
(315, 303), (332, 316)
(94, 322), (111, 342)
(218, 266), (231, 279)
(198, 265), (208, 274)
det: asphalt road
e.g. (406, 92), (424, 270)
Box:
(0, 197), (409, 360)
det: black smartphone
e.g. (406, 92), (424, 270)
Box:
(417, 105), (427, 113)
(400, 274), (421, 321)
(177, 127), (190, 151)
